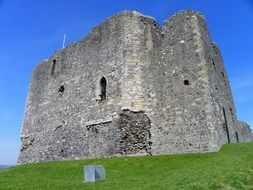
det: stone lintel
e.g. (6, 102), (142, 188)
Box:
(85, 117), (113, 127)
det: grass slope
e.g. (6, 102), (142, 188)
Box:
(0, 143), (253, 190)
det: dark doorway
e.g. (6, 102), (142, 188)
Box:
(235, 132), (239, 143)
(100, 77), (107, 101)
(222, 107), (230, 143)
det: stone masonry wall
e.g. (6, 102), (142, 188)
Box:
(19, 12), (130, 163)
(151, 11), (216, 154)
(196, 15), (238, 146)
(237, 121), (253, 142)
(18, 10), (252, 164)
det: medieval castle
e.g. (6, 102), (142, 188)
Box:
(18, 10), (253, 164)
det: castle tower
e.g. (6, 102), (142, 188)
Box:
(150, 10), (239, 155)
(18, 10), (252, 164)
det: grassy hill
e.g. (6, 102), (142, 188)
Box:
(0, 142), (253, 190)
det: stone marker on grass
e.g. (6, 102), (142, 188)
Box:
(84, 165), (105, 183)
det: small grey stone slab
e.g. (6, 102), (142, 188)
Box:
(84, 165), (105, 183)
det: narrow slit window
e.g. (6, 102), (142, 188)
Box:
(50, 59), (56, 76)
(221, 72), (227, 86)
(212, 59), (216, 71)
(99, 77), (107, 101)
(221, 72), (225, 78)
(58, 85), (65, 93)
(58, 85), (65, 97)
(230, 108), (235, 123)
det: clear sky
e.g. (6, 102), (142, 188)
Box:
(0, 0), (252, 165)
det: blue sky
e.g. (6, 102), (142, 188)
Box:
(0, 0), (252, 165)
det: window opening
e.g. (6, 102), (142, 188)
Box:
(58, 85), (65, 96)
(221, 72), (227, 86)
(230, 108), (235, 123)
(50, 59), (56, 76)
(184, 79), (190, 86)
(99, 77), (107, 101)
(212, 59), (216, 71)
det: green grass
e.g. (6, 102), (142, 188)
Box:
(1, 143), (253, 190)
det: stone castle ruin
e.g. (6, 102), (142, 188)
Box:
(18, 10), (253, 164)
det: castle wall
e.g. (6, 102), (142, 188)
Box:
(119, 12), (164, 156)
(18, 10), (252, 164)
(19, 11), (163, 163)
(19, 13), (130, 163)
(121, 12), (161, 112)
(195, 14), (242, 146)
(150, 11), (217, 154)
(237, 121), (253, 142)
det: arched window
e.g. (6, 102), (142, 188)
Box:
(99, 77), (107, 101)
